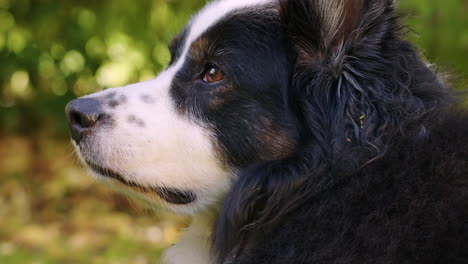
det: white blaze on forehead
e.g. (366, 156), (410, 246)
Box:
(173, 0), (273, 71)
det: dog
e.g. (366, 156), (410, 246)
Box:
(65, 0), (468, 263)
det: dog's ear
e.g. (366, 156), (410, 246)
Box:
(279, 0), (366, 64)
(277, 0), (445, 150)
(279, 0), (397, 67)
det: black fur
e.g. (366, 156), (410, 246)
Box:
(208, 0), (468, 263)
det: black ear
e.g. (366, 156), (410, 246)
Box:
(280, 0), (365, 62)
(279, 0), (396, 67)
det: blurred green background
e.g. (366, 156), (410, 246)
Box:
(0, 0), (466, 263)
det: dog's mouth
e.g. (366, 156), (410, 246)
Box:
(85, 160), (196, 205)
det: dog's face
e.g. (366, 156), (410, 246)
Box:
(65, 0), (299, 214)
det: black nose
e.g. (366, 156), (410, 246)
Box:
(65, 98), (105, 144)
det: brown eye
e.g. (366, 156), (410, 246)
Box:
(203, 65), (224, 83)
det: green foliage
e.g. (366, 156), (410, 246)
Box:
(399, 0), (468, 88)
(0, 0), (205, 136)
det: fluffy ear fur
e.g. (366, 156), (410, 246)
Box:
(213, 0), (451, 262)
(279, 0), (366, 64)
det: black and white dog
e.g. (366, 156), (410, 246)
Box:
(65, 0), (468, 263)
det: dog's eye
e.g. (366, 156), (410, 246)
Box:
(203, 65), (224, 83)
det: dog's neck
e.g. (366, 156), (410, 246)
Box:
(163, 207), (218, 264)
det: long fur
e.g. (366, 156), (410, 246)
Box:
(213, 0), (467, 263)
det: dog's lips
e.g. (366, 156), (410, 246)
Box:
(85, 160), (196, 205)
(154, 187), (197, 205)
(86, 159), (126, 183)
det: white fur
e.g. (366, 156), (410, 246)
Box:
(163, 208), (218, 264)
(79, 69), (230, 214)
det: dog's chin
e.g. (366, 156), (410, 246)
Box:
(83, 159), (197, 206)
(71, 140), (197, 206)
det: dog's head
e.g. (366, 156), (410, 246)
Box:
(66, 0), (300, 214)
(66, 0), (447, 231)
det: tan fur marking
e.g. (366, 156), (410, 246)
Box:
(259, 118), (296, 160)
(189, 37), (212, 62)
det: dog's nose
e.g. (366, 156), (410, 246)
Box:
(65, 98), (105, 144)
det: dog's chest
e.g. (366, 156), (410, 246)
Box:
(162, 211), (216, 264)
